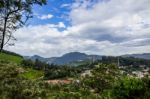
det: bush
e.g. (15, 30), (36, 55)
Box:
(0, 61), (47, 99)
(102, 77), (150, 99)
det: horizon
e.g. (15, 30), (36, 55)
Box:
(21, 51), (150, 58)
(4, 0), (150, 57)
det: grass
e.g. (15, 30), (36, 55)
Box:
(19, 68), (44, 80)
(0, 53), (44, 80)
(0, 52), (23, 64)
(0, 52), (44, 80)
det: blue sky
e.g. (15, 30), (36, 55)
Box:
(30, 0), (73, 27)
(6, 0), (150, 57)
(30, 0), (100, 27)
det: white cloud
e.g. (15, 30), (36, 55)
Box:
(61, 4), (71, 8)
(68, 0), (150, 43)
(37, 14), (53, 20)
(58, 22), (66, 28)
(5, 0), (150, 57)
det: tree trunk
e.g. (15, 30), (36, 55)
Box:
(0, 17), (7, 52)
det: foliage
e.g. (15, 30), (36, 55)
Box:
(19, 68), (44, 80)
(82, 63), (120, 93)
(0, 61), (47, 99)
(44, 65), (81, 80)
(101, 77), (150, 99)
(1, 50), (22, 57)
(21, 59), (35, 67)
(0, 0), (47, 51)
(21, 59), (48, 70)
(21, 59), (82, 79)
(100, 56), (150, 67)
(0, 52), (23, 64)
(1, 53), (150, 99)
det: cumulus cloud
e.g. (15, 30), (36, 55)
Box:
(6, 0), (150, 57)
(61, 4), (71, 8)
(37, 14), (53, 20)
(58, 22), (66, 28)
(69, 0), (150, 39)
(6, 24), (105, 57)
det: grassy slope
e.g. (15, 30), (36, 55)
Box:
(0, 52), (44, 80)
(0, 52), (23, 64)
(19, 68), (44, 80)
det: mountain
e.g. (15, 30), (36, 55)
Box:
(122, 53), (150, 60)
(24, 52), (150, 65)
(24, 55), (46, 62)
(45, 57), (57, 64)
(25, 52), (102, 65)
(52, 52), (88, 65)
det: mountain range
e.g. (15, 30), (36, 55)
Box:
(24, 52), (102, 65)
(122, 53), (150, 60)
(24, 52), (150, 65)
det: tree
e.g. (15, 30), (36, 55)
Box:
(105, 77), (150, 99)
(0, 61), (47, 98)
(21, 59), (34, 68)
(0, 0), (46, 51)
(82, 63), (120, 93)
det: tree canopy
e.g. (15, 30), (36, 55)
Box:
(0, 0), (46, 51)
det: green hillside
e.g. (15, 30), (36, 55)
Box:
(19, 68), (44, 80)
(0, 52), (23, 64)
(0, 52), (44, 80)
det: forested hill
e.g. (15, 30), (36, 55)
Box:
(24, 52), (150, 65)
(25, 52), (102, 65)
(1, 50), (22, 58)
(122, 53), (150, 60)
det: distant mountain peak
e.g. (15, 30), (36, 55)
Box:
(24, 52), (102, 65)
(33, 55), (40, 57)
(62, 52), (87, 57)
(122, 53), (150, 60)
(62, 52), (86, 55)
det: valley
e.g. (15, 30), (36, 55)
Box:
(0, 0), (150, 98)
(0, 51), (150, 98)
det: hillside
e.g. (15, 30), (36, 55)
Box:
(122, 53), (150, 60)
(25, 52), (150, 65)
(0, 51), (23, 64)
(0, 51), (44, 80)
(25, 52), (102, 65)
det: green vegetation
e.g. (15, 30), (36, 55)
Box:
(19, 68), (44, 80)
(0, 52), (150, 99)
(21, 59), (82, 79)
(0, 52), (22, 64)
(0, 51), (44, 80)
(0, 61), (47, 99)
(100, 56), (150, 67)
(0, 0), (149, 98)
(107, 77), (150, 99)
(44, 65), (81, 80)
(0, 0), (46, 51)
(82, 64), (120, 93)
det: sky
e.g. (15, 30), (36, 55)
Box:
(6, 0), (150, 57)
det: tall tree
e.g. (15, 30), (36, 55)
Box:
(0, 0), (46, 52)
(82, 64), (120, 93)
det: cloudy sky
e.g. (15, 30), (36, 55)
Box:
(6, 0), (150, 57)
